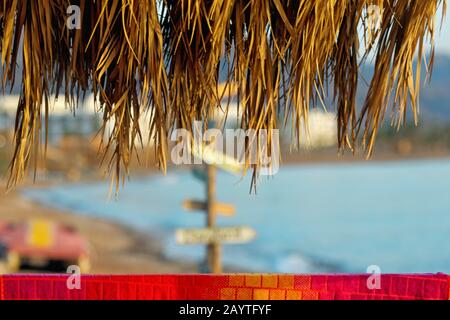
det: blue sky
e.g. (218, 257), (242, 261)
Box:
(435, 7), (449, 54)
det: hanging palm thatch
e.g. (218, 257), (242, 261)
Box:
(0, 0), (446, 188)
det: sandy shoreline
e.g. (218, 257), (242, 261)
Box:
(0, 187), (199, 274)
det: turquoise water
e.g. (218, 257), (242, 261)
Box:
(24, 159), (450, 273)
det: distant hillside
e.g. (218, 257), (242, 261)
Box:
(416, 55), (450, 123)
(359, 55), (450, 125)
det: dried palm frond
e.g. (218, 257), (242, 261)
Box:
(0, 0), (446, 189)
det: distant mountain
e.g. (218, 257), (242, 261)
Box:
(415, 55), (450, 123)
(359, 55), (450, 125)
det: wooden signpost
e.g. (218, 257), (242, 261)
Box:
(178, 145), (256, 274)
(183, 200), (236, 217)
(192, 144), (243, 175)
(176, 226), (256, 245)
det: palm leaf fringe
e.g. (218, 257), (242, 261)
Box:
(0, 0), (446, 189)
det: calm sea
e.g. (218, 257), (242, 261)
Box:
(24, 159), (450, 273)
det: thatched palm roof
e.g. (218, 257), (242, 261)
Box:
(0, 0), (446, 187)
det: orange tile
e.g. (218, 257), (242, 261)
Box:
(278, 275), (294, 289)
(286, 290), (302, 300)
(269, 289), (286, 300)
(220, 288), (236, 300)
(236, 288), (253, 300)
(262, 275), (278, 288)
(253, 289), (270, 300)
(245, 275), (262, 288)
(229, 275), (245, 287)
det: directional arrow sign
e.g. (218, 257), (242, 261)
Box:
(176, 226), (256, 245)
(192, 145), (242, 175)
(183, 200), (236, 216)
(213, 203), (236, 216)
(183, 200), (207, 211)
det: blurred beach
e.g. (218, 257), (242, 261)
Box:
(9, 157), (450, 275)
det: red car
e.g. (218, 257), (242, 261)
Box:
(0, 220), (90, 273)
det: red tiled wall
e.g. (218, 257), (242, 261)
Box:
(0, 274), (448, 300)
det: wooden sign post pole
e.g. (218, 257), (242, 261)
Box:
(206, 164), (221, 273)
(179, 127), (254, 274)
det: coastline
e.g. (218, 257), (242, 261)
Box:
(282, 148), (450, 166)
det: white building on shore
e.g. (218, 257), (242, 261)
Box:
(0, 94), (100, 144)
